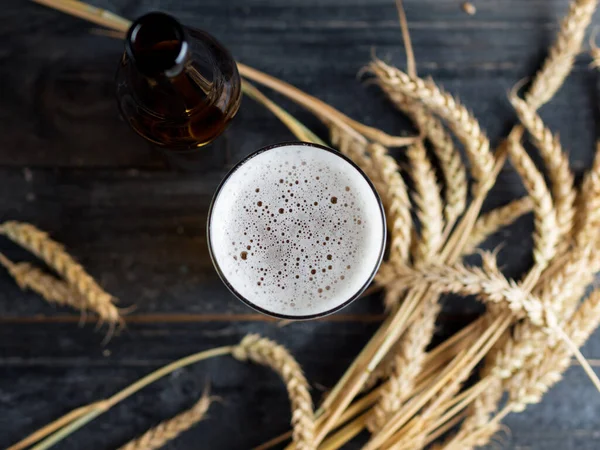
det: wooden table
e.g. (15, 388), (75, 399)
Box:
(1, 1), (600, 448)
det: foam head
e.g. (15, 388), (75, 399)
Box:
(208, 142), (386, 318)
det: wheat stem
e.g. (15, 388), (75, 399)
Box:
(26, 346), (233, 450)
(241, 80), (326, 145)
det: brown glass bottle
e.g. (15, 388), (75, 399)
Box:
(116, 12), (241, 168)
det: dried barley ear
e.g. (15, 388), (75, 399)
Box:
(0, 221), (122, 325)
(510, 94), (575, 252)
(117, 386), (214, 450)
(590, 27), (600, 67)
(505, 138), (558, 289)
(233, 334), (316, 450)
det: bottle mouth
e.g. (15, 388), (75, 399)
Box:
(126, 12), (188, 77)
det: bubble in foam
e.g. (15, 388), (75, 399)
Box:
(208, 143), (385, 318)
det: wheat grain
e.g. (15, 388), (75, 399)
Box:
(526, 0), (598, 109)
(233, 334), (315, 450)
(463, 197), (533, 254)
(450, 247), (597, 447)
(407, 141), (445, 264)
(117, 390), (213, 450)
(505, 138), (559, 272)
(376, 89), (467, 227)
(511, 95), (576, 246)
(0, 222), (120, 323)
(369, 59), (494, 195)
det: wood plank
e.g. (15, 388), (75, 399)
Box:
(1, 323), (599, 449)
(0, 166), (536, 318)
(1, 0), (597, 167)
(1, 1), (599, 449)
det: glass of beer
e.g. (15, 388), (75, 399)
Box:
(207, 142), (386, 319)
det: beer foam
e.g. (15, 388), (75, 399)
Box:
(208, 143), (385, 318)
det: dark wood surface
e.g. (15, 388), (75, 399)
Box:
(1, 1), (600, 449)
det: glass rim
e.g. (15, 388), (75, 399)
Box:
(206, 141), (387, 320)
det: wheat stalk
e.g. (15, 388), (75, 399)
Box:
(407, 141), (445, 264)
(463, 197), (533, 254)
(511, 95), (576, 246)
(367, 296), (441, 432)
(444, 377), (503, 449)
(0, 221), (120, 323)
(368, 59), (494, 195)
(233, 334), (315, 450)
(525, 0), (598, 109)
(117, 389), (213, 450)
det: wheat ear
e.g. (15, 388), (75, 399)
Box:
(233, 335), (315, 450)
(0, 222), (120, 323)
(367, 295), (441, 432)
(368, 59), (494, 195)
(574, 142), (600, 249)
(394, 256), (551, 329)
(505, 138), (558, 279)
(377, 89), (467, 227)
(407, 141), (445, 264)
(511, 95), (576, 247)
(117, 389), (213, 450)
(526, 0), (598, 109)
(463, 197), (533, 254)
(590, 26), (600, 67)
(368, 142), (413, 270)
(0, 253), (89, 312)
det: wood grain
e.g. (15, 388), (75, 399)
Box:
(0, 1), (599, 449)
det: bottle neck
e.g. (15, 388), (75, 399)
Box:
(125, 12), (190, 79)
